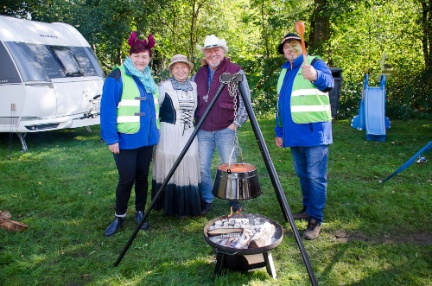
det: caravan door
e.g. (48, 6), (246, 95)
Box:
(0, 41), (24, 129)
(47, 45), (102, 119)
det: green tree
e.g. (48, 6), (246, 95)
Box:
(0, 0), (41, 18)
(1, 0), (430, 118)
(416, 0), (432, 72)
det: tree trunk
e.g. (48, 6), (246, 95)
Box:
(189, 0), (207, 63)
(420, 0), (432, 72)
(309, 0), (331, 62)
(261, 0), (270, 59)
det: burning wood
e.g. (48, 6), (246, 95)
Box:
(207, 215), (276, 249)
(227, 206), (243, 218)
(207, 228), (243, 237)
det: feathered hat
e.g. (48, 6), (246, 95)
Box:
(128, 31), (155, 54)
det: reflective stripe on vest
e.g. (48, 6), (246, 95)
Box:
(116, 65), (141, 133)
(277, 56), (332, 124)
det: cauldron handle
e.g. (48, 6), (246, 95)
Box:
(238, 143), (244, 163)
(235, 135), (245, 163)
(227, 136), (244, 168)
(227, 146), (236, 169)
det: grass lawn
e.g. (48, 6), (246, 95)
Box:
(1, 118), (431, 285)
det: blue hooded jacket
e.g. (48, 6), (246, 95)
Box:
(275, 54), (334, 147)
(100, 66), (159, 150)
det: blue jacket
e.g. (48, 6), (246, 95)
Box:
(275, 55), (334, 147)
(100, 66), (159, 150)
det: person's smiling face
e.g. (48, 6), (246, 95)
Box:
(204, 47), (225, 69)
(171, 62), (190, 82)
(283, 40), (302, 63)
(130, 51), (151, 71)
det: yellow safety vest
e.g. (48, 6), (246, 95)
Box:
(277, 56), (332, 124)
(116, 65), (159, 133)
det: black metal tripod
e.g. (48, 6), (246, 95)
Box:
(113, 73), (318, 286)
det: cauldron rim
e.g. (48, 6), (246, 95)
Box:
(217, 162), (256, 172)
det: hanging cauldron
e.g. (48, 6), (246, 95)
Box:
(212, 162), (262, 200)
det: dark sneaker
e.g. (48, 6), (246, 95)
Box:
(303, 219), (322, 240)
(201, 202), (213, 216)
(105, 217), (124, 237)
(134, 211), (149, 230)
(292, 206), (308, 220)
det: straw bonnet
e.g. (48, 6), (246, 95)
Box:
(168, 54), (194, 71)
(196, 35), (228, 54)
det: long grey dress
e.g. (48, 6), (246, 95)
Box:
(151, 78), (202, 216)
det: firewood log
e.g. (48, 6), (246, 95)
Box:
(0, 210), (28, 232)
(0, 218), (28, 232)
(0, 210), (12, 220)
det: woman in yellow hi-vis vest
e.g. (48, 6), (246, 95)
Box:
(274, 33), (334, 240)
(101, 32), (160, 237)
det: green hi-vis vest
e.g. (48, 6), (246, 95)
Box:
(116, 65), (159, 134)
(277, 56), (332, 124)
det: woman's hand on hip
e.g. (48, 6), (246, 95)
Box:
(108, 143), (120, 154)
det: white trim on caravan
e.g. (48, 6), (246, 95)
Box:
(0, 15), (104, 151)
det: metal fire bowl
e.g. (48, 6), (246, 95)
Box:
(212, 163), (262, 200)
(203, 213), (284, 255)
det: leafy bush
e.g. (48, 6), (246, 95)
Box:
(386, 70), (432, 120)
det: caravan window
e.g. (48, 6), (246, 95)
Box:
(4, 42), (103, 81)
(70, 47), (104, 78)
(49, 46), (83, 77)
(6, 42), (58, 81)
(0, 41), (21, 84)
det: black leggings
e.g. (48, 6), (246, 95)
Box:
(113, 146), (153, 215)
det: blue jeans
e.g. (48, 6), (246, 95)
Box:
(198, 128), (236, 203)
(290, 145), (328, 223)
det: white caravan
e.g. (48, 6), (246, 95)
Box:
(0, 15), (104, 151)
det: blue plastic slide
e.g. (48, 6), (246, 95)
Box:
(351, 74), (390, 141)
